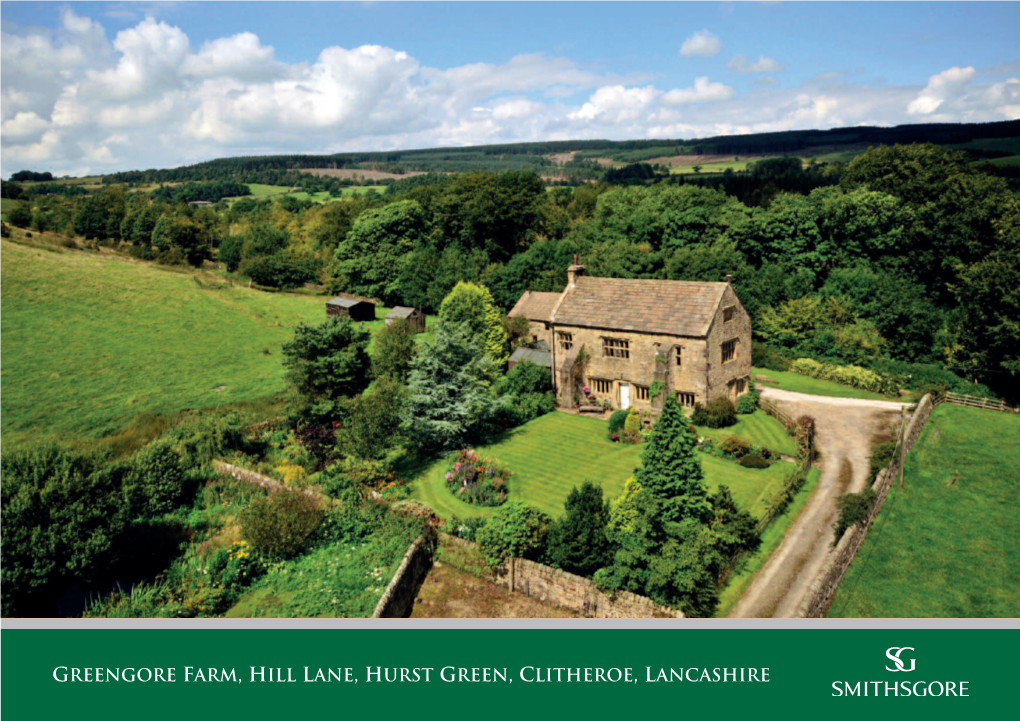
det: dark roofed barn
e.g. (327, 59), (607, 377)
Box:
(384, 306), (426, 333)
(326, 296), (376, 322)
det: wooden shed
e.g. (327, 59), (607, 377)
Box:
(384, 306), (426, 333)
(326, 297), (376, 322)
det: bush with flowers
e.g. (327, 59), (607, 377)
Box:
(444, 449), (511, 507)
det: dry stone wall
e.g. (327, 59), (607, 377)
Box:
(372, 532), (437, 619)
(795, 394), (935, 618)
(441, 535), (683, 619)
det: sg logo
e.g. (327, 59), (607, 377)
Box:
(886, 647), (916, 672)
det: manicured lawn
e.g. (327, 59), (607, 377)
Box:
(752, 366), (892, 400)
(694, 409), (797, 457)
(828, 405), (1020, 618)
(0, 239), (327, 445)
(408, 412), (797, 520)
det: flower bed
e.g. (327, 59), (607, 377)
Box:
(444, 449), (512, 507)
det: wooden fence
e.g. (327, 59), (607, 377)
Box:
(934, 392), (1017, 414)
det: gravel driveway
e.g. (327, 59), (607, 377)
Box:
(727, 388), (909, 618)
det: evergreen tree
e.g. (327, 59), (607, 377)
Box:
(371, 318), (417, 383)
(547, 481), (613, 577)
(606, 476), (646, 537)
(281, 315), (371, 420)
(635, 394), (712, 524)
(439, 281), (508, 377)
(401, 321), (502, 452)
(481, 285), (509, 372)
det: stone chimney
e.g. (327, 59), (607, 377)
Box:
(725, 274), (733, 284)
(567, 253), (586, 288)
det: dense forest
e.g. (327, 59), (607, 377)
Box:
(4, 140), (1017, 401)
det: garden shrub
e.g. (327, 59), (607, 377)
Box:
(738, 455), (771, 469)
(736, 381), (761, 414)
(446, 515), (489, 542)
(690, 402), (708, 426)
(476, 501), (550, 570)
(500, 391), (557, 428)
(497, 359), (552, 396)
(720, 435), (751, 458)
(444, 449), (511, 507)
(608, 409), (630, 435)
(867, 439), (898, 484)
(239, 490), (324, 559)
(751, 343), (790, 371)
(704, 396), (737, 428)
(790, 358), (898, 395)
(832, 488), (878, 544)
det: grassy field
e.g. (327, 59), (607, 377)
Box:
(828, 404), (1020, 618)
(0, 238), (327, 445)
(694, 409), (797, 457)
(668, 160), (757, 175)
(0, 197), (18, 220)
(408, 412), (797, 520)
(752, 366), (891, 400)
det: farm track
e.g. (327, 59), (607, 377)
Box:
(728, 388), (907, 618)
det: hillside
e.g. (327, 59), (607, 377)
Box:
(93, 120), (1020, 184)
(0, 238), (326, 446)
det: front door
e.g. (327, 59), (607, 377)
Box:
(620, 384), (631, 410)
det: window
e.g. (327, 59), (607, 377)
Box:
(635, 385), (650, 401)
(733, 377), (747, 395)
(592, 378), (612, 394)
(677, 392), (696, 407)
(674, 345), (683, 366)
(603, 337), (630, 359)
(723, 306), (735, 323)
(558, 332), (573, 351)
(722, 339), (738, 363)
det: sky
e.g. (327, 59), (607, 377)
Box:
(1, 1), (1018, 177)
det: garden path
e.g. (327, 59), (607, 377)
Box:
(728, 388), (909, 618)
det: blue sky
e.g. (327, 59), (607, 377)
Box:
(2, 2), (1018, 176)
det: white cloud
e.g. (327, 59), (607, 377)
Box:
(2, 9), (1019, 177)
(907, 66), (975, 115)
(1, 111), (51, 140)
(661, 77), (735, 106)
(679, 30), (721, 57)
(569, 85), (661, 124)
(728, 55), (787, 73)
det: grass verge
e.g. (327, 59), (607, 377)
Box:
(715, 466), (822, 617)
(752, 366), (891, 400)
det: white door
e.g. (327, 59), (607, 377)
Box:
(620, 384), (631, 410)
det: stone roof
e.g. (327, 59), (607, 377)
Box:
(509, 347), (552, 368)
(551, 276), (727, 338)
(508, 291), (561, 322)
(385, 306), (419, 319)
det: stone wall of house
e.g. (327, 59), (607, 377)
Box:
(705, 284), (753, 402)
(550, 286), (751, 410)
(441, 535), (683, 618)
(371, 532), (437, 619)
(795, 394), (935, 618)
(528, 320), (553, 349)
(553, 324), (707, 410)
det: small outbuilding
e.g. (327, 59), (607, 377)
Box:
(384, 306), (426, 333)
(508, 346), (553, 372)
(326, 296), (376, 322)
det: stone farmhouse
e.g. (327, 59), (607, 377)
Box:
(509, 258), (752, 413)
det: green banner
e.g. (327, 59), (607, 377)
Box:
(1, 629), (1013, 720)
